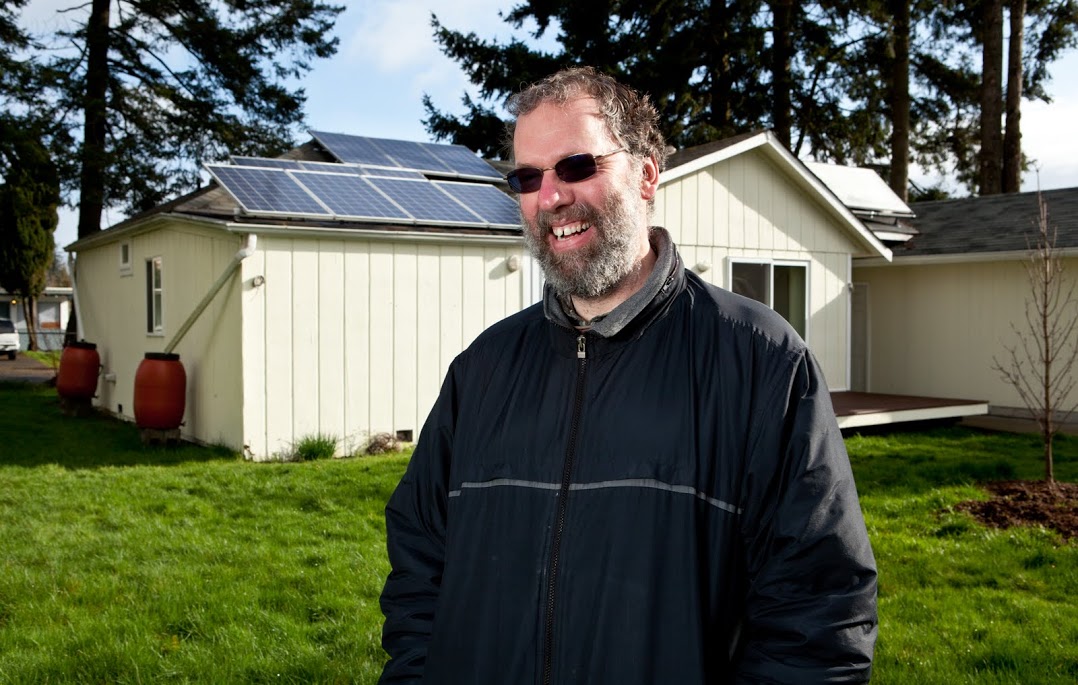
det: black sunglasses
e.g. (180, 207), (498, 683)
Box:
(505, 148), (627, 193)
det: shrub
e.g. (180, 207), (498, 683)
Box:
(290, 433), (338, 461)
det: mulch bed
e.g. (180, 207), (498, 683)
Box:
(955, 480), (1078, 541)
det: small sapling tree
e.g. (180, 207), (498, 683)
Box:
(992, 194), (1078, 485)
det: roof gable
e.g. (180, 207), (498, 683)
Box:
(662, 131), (891, 260)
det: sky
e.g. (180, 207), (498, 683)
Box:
(45, 0), (1078, 247)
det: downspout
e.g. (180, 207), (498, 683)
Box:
(69, 252), (85, 341)
(164, 233), (257, 354)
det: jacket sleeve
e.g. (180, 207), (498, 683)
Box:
(378, 364), (459, 684)
(735, 347), (878, 684)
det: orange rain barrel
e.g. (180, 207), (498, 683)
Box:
(133, 352), (186, 430)
(56, 341), (100, 400)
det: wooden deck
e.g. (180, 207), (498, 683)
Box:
(830, 391), (988, 429)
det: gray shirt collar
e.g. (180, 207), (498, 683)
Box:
(543, 226), (677, 338)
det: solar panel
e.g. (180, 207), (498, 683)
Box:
(367, 177), (483, 224)
(292, 172), (411, 220)
(434, 182), (520, 227)
(310, 131), (502, 180)
(230, 156), (302, 170)
(206, 165), (330, 216)
(298, 160), (362, 174)
(358, 166), (426, 179)
(373, 138), (452, 174)
(310, 130), (395, 166)
(426, 144), (503, 180)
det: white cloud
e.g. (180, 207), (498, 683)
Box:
(1019, 59), (1078, 192)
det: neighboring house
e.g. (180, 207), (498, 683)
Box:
(1, 286), (73, 351)
(851, 186), (1078, 420)
(69, 130), (892, 459)
(655, 131), (892, 390)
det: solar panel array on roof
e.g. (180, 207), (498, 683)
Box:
(205, 162), (520, 229)
(309, 130), (502, 181)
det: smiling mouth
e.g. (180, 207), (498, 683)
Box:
(551, 222), (591, 240)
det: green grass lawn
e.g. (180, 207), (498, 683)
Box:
(0, 381), (404, 683)
(847, 427), (1078, 683)
(0, 381), (1075, 683)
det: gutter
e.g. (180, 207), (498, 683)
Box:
(164, 233), (257, 354)
(855, 246), (1078, 267)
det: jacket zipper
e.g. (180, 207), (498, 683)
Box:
(542, 333), (588, 685)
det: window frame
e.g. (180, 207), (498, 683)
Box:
(119, 242), (133, 276)
(727, 258), (810, 342)
(146, 256), (164, 335)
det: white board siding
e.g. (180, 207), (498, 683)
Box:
(75, 224), (245, 448)
(655, 150), (859, 389)
(853, 258), (1078, 413)
(246, 235), (523, 460)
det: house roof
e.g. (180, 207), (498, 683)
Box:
(896, 186), (1078, 258)
(663, 131), (892, 260)
(69, 139), (522, 251)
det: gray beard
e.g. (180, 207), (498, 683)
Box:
(522, 184), (645, 299)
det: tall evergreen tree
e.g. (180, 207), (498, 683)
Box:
(1003, 0), (1026, 193)
(0, 118), (59, 351)
(424, 1), (770, 158)
(35, 0), (344, 238)
(979, 0), (1005, 195)
(929, 0), (1077, 195)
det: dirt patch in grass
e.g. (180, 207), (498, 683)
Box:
(956, 480), (1078, 541)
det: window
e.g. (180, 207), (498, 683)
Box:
(120, 242), (132, 275)
(146, 257), (163, 334)
(730, 260), (808, 340)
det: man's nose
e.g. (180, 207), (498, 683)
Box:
(536, 170), (569, 212)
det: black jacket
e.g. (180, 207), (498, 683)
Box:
(379, 250), (878, 684)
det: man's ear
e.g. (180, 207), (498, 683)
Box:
(640, 155), (660, 201)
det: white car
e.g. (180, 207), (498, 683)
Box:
(0, 319), (19, 360)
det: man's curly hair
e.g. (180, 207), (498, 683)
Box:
(505, 66), (667, 172)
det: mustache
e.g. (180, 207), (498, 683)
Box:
(535, 203), (598, 231)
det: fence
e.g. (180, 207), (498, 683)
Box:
(18, 330), (66, 352)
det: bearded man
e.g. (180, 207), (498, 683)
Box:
(378, 67), (878, 685)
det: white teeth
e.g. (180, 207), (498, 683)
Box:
(552, 223), (590, 240)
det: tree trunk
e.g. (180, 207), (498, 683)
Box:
(21, 296), (38, 351)
(770, 0), (794, 148)
(708, 0), (734, 135)
(77, 0), (110, 238)
(979, 0), (1004, 195)
(888, 0), (911, 202)
(1003, 0), (1026, 193)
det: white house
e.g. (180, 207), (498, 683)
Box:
(69, 131), (892, 460)
(654, 131), (892, 389)
(1, 286), (73, 351)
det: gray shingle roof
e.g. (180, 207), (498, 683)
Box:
(902, 187), (1078, 256)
